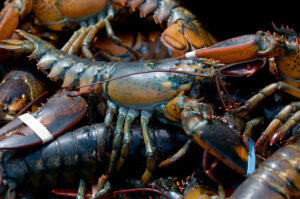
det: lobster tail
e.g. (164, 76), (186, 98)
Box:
(0, 30), (107, 94)
(231, 138), (300, 199)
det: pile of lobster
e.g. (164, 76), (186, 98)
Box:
(0, 0), (299, 198)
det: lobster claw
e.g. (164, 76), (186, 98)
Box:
(182, 114), (248, 174)
(179, 32), (282, 77)
(0, 92), (87, 150)
(161, 12), (217, 53)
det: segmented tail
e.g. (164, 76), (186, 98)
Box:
(11, 30), (111, 94)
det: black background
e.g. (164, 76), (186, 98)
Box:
(181, 1), (299, 41)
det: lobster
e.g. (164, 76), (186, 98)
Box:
(230, 135), (300, 199)
(0, 0), (216, 59)
(0, 69), (45, 122)
(0, 30), (249, 187)
(0, 123), (190, 199)
(0, 91), (87, 149)
(179, 24), (300, 155)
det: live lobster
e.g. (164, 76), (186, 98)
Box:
(0, 0), (216, 59)
(179, 24), (300, 155)
(0, 123), (189, 199)
(0, 30), (249, 189)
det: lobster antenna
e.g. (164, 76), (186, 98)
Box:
(217, 77), (238, 109)
(215, 77), (228, 110)
(74, 69), (215, 90)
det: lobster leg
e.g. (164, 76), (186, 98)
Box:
(75, 177), (111, 199)
(242, 117), (263, 151)
(4, 180), (17, 199)
(235, 82), (300, 154)
(76, 179), (86, 199)
(256, 102), (300, 153)
(238, 81), (300, 117)
(90, 177), (111, 199)
(158, 139), (193, 167)
(59, 8), (139, 60)
(117, 109), (140, 171)
(0, 39), (34, 53)
(108, 107), (128, 174)
(82, 20), (105, 59)
(141, 110), (157, 185)
(103, 101), (117, 148)
(202, 151), (222, 184)
(272, 109), (300, 143)
(61, 27), (85, 53)
(68, 26), (92, 55)
(103, 16), (141, 60)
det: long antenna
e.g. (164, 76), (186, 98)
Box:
(74, 69), (216, 90)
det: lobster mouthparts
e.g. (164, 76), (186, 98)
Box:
(219, 58), (266, 77)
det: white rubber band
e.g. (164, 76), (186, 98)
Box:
(18, 113), (53, 143)
(185, 51), (196, 59)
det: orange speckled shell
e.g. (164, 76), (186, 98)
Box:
(32, 0), (107, 31)
(55, 0), (106, 18)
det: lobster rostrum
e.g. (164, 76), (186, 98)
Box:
(0, 0), (216, 59)
(0, 30), (249, 185)
(179, 25), (300, 154)
(0, 123), (189, 199)
(0, 91), (87, 149)
(0, 69), (45, 122)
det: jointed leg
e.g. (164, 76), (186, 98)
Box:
(61, 27), (85, 52)
(102, 101), (117, 150)
(242, 117), (263, 151)
(256, 101), (300, 153)
(104, 14), (140, 60)
(159, 139), (192, 167)
(117, 109), (139, 171)
(89, 175), (111, 199)
(68, 26), (92, 55)
(76, 179), (86, 199)
(82, 19), (105, 59)
(238, 81), (300, 118)
(140, 110), (157, 184)
(271, 108), (300, 144)
(108, 107), (128, 175)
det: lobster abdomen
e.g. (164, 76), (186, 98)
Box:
(231, 138), (300, 199)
